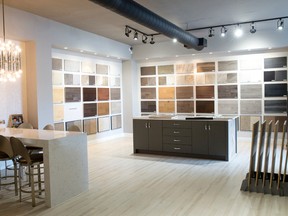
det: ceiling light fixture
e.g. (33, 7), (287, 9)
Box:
(208, 28), (214, 37)
(0, 0), (22, 82)
(150, 36), (155, 44)
(250, 22), (256, 33)
(142, 34), (148, 43)
(277, 19), (284, 30)
(173, 38), (177, 43)
(133, 31), (138, 40)
(220, 26), (227, 37)
(234, 25), (243, 37)
(125, 26), (131, 37)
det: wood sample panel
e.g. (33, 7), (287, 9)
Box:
(176, 86), (193, 99)
(52, 58), (63, 71)
(95, 76), (108, 86)
(176, 75), (194, 85)
(175, 64), (194, 74)
(240, 84), (262, 99)
(52, 72), (63, 85)
(196, 101), (214, 113)
(196, 86), (214, 99)
(140, 66), (156, 76)
(54, 122), (64, 131)
(53, 87), (64, 103)
(177, 101), (194, 113)
(240, 100), (261, 114)
(141, 77), (156, 86)
(218, 60), (238, 71)
(98, 88), (109, 101)
(196, 74), (215, 84)
(111, 101), (121, 114)
(141, 101), (156, 112)
(98, 117), (110, 132)
(141, 88), (156, 99)
(264, 70), (287, 82)
(159, 101), (175, 113)
(240, 116), (261, 131)
(197, 62), (215, 72)
(82, 61), (95, 73)
(217, 73), (237, 84)
(83, 88), (96, 102)
(158, 87), (175, 99)
(264, 100), (287, 114)
(218, 85), (238, 99)
(218, 100), (238, 114)
(64, 74), (80, 85)
(264, 83), (287, 97)
(81, 75), (95, 86)
(158, 76), (175, 85)
(111, 88), (121, 100)
(83, 118), (97, 135)
(83, 103), (97, 117)
(158, 65), (174, 75)
(96, 64), (109, 74)
(53, 105), (64, 122)
(66, 120), (82, 131)
(65, 87), (81, 102)
(64, 60), (80, 72)
(264, 116), (287, 132)
(264, 57), (287, 69)
(111, 115), (122, 130)
(98, 102), (110, 116)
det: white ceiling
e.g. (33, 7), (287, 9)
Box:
(4, 0), (288, 46)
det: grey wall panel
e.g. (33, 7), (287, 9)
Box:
(240, 100), (262, 114)
(264, 100), (287, 113)
(218, 60), (238, 71)
(218, 85), (238, 99)
(218, 100), (238, 114)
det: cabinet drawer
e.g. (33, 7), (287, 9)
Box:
(163, 120), (191, 128)
(163, 136), (191, 145)
(163, 128), (191, 136)
(163, 144), (191, 153)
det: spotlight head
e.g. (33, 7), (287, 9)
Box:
(125, 26), (131, 37)
(150, 36), (155, 44)
(220, 26), (227, 37)
(172, 38), (177, 43)
(277, 19), (284, 30)
(234, 25), (243, 37)
(133, 31), (138, 40)
(250, 22), (256, 34)
(142, 34), (148, 44)
(208, 28), (214, 37)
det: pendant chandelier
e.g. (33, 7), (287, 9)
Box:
(0, 0), (22, 82)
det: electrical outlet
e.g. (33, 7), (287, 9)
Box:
(0, 120), (5, 124)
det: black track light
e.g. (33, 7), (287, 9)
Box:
(133, 31), (138, 40)
(277, 19), (284, 30)
(208, 28), (214, 37)
(150, 36), (155, 44)
(142, 34), (148, 43)
(220, 26), (227, 37)
(250, 22), (256, 33)
(125, 26), (131, 37)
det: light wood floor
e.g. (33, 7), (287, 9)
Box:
(0, 135), (287, 216)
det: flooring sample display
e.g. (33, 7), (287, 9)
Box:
(218, 100), (238, 114)
(111, 88), (121, 100)
(196, 62), (215, 72)
(141, 101), (156, 113)
(83, 88), (96, 101)
(240, 116), (261, 131)
(66, 120), (82, 131)
(53, 105), (64, 122)
(82, 61), (96, 73)
(264, 83), (287, 97)
(54, 122), (64, 131)
(264, 70), (287, 82)
(196, 101), (214, 113)
(65, 87), (81, 102)
(83, 118), (97, 135)
(218, 85), (238, 99)
(83, 103), (97, 117)
(111, 115), (122, 130)
(141, 88), (156, 99)
(176, 75), (194, 85)
(218, 60), (238, 71)
(111, 101), (121, 114)
(176, 64), (194, 74)
(98, 103), (109, 116)
(240, 84), (262, 99)
(140, 66), (156, 76)
(176, 86), (194, 99)
(141, 77), (156, 86)
(239, 70), (262, 83)
(158, 65), (174, 75)
(64, 60), (80, 72)
(196, 86), (214, 99)
(64, 74), (80, 85)
(95, 76), (108, 86)
(217, 73), (237, 84)
(52, 58), (63, 71)
(239, 58), (262, 70)
(159, 101), (175, 113)
(196, 74), (215, 85)
(177, 101), (194, 113)
(53, 87), (64, 103)
(264, 100), (287, 114)
(52, 71), (63, 85)
(110, 77), (121, 87)
(158, 87), (175, 99)
(158, 76), (175, 85)
(96, 64), (109, 74)
(81, 75), (95, 86)
(98, 88), (109, 101)
(98, 117), (110, 132)
(64, 103), (82, 121)
(264, 57), (287, 69)
(264, 116), (287, 132)
(240, 100), (261, 114)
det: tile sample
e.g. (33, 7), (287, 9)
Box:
(83, 88), (96, 102)
(175, 64), (194, 74)
(65, 87), (81, 102)
(158, 87), (175, 99)
(176, 86), (194, 99)
(176, 75), (194, 85)
(66, 120), (82, 132)
(239, 70), (262, 83)
(264, 83), (287, 97)
(264, 116), (287, 132)
(158, 65), (174, 75)
(83, 103), (97, 117)
(264, 70), (287, 82)
(111, 101), (121, 114)
(81, 75), (95, 86)
(141, 77), (156, 86)
(141, 66), (156, 76)
(111, 115), (122, 130)
(218, 100), (238, 114)
(52, 58), (63, 71)
(240, 100), (261, 114)
(240, 84), (262, 99)
(240, 116), (261, 131)
(159, 101), (175, 113)
(217, 73), (237, 84)
(82, 61), (95, 73)
(54, 122), (64, 131)
(83, 118), (97, 135)
(110, 77), (121, 87)
(141, 101), (156, 113)
(95, 76), (108, 86)
(53, 87), (64, 103)
(177, 101), (194, 113)
(53, 104), (64, 122)
(98, 117), (110, 132)
(196, 101), (214, 113)
(64, 74), (80, 85)
(141, 88), (156, 99)
(197, 62), (215, 72)
(98, 88), (109, 101)
(98, 102), (109, 116)
(111, 88), (121, 100)
(64, 60), (80, 72)
(264, 57), (287, 69)
(196, 74), (215, 84)
(52, 71), (63, 85)
(196, 86), (214, 99)
(264, 100), (287, 113)
(218, 85), (238, 99)
(96, 64), (109, 74)
(158, 76), (175, 85)
(239, 58), (262, 70)
(218, 60), (238, 71)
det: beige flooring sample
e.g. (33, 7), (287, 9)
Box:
(158, 76), (175, 85)
(82, 61), (96, 73)
(98, 102), (110, 116)
(82, 75), (95, 86)
(111, 115), (122, 130)
(111, 101), (121, 114)
(83, 118), (97, 134)
(240, 100), (261, 114)
(158, 65), (174, 75)
(141, 88), (156, 99)
(217, 73), (237, 84)
(52, 71), (63, 85)
(175, 64), (194, 74)
(53, 104), (64, 122)
(218, 60), (238, 71)
(176, 75), (194, 85)
(218, 100), (238, 114)
(159, 87), (175, 99)
(96, 64), (109, 75)
(98, 117), (110, 132)
(240, 116), (261, 131)
(52, 58), (63, 71)
(53, 87), (64, 103)
(141, 77), (156, 86)
(197, 62), (215, 72)
(64, 59), (80, 72)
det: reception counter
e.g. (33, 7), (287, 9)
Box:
(0, 128), (88, 207)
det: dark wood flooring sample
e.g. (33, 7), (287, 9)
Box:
(83, 88), (96, 101)
(197, 62), (215, 72)
(141, 101), (156, 112)
(141, 66), (156, 76)
(264, 83), (287, 97)
(65, 87), (81, 102)
(176, 86), (194, 99)
(98, 88), (110, 101)
(83, 103), (97, 117)
(264, 57), (287, 69)
(196, 86), (214, 99)
(177, 101), (194, 113)
(141, 88), (156, 99)
(196, 101), (214, 113)
(264, 100), (287, 113)
(264, 116), (287, 132)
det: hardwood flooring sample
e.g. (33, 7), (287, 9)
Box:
(64, 59), (80, 72)
(82, 75), (95, 86)
(96, 64), (109, 74)
(98, 102), (110, 116)
(54, 122), (64, 131)
(264, 57), (287, 69)
(218, 60), (238, 71)
(197, 62), (215, 72)
(264, 100), (287, 114)
(196, 86), (214, 99)
(240, 100), (261, 114)
(111, 101), (121, 114)
(217, 73), (237, 84)
(52, 71), (63, 85)
(158, 76), (175, 85)
(141, 88), (156, 99)
(111, 115), (122, 130)
(240, 84), (262, 99)
(177, 101), (194, 113)
(158, 65), (174, 75)
(83, 88), (97, 101)
(240, 116), (261, 131)
(66, 120), (82, 131)
(141, 77), (156, 86)
(196, 101), (214, 113)
(264, 116), (287, 132)
(218, 100), (238, 114)
(111, 88), (121, 100)
(159, 101), (175, 113)
(65, 87), (81, 102)
(64, 74), (80, 85)
(82, 61), (96, 73)
(95, 76), (108, 86)
(53, 87), (64, 103)
(196, 74), (215, 84)
(218, 85), (238, 99)
(264, 70), (287, 82)
(53, 104), (64, 122)
(98, 88), (109, 101)
(176, 86), (194, 99)
(98, 117), (110, 132)
(175, 64), (194, 74)
(83, 118), (97, 135)
(52, 58), (63, 71)
(176, 75), (194, 85)
(141, 66), (156, 76)
(83, 103), (97, 117)
(159, 87), (175, 99)
(141, 101), (156, 112)
(264, 83), (287, 97)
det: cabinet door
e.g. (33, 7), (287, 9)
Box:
(208, 122), (227, 157)
(191, 121), (209, 154)
(133, 120), (149, 151)
(148, 120), (163, 151)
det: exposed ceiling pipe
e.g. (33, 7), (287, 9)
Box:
(89, 0), (207, 50)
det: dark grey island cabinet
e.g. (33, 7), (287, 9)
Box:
(133, 117), (237, 161)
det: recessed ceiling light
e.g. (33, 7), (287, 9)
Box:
(64, 47), (68, 50)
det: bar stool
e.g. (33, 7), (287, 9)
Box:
(67, 125), (81, 132)
(10, 136), (44, 207)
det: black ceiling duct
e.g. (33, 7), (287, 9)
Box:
(89, 0), (207, 50)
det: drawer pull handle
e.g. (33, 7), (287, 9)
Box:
(173, 123), (180, 126)
(174, 147), (181, 150)
(173, 139), (181, 142)
(173, 131), (180, 134)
